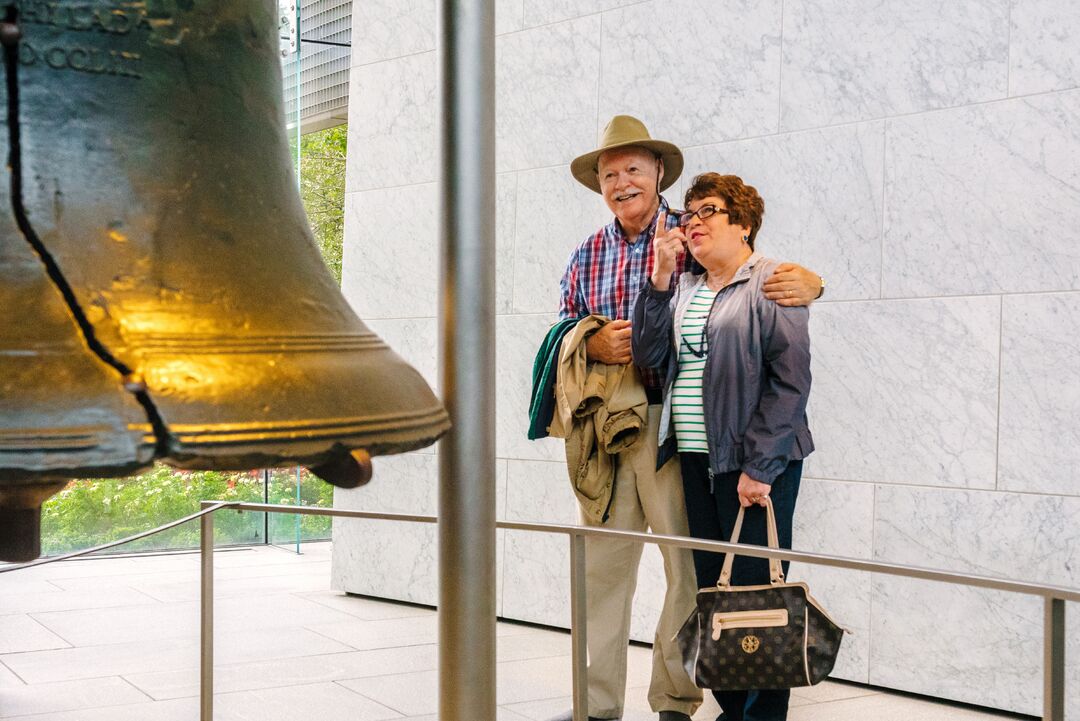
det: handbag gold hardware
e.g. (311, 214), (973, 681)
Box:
(741, 635), (761, 653)
(711, 609), (789, 639)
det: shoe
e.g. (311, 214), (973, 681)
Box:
(658, 712), (691, 721)
(542, 710), (610, 721)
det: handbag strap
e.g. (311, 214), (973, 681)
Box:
(717, 497), (785, 587)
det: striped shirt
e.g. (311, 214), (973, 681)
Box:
(673, 284), (719, 453)
(557, 198), (695, 391)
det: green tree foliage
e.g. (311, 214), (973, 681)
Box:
(40, 467), (334, 555)
(298, 124), (347, 284)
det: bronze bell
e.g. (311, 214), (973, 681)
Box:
(0, 1), (449, 562)
(0, 211), (153, 561)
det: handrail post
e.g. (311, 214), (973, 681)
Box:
(200, 502), (215, 721)
(1044, 596), (1065, 721)
(570, 532), (588, 721)
(436, 0), (497, 719)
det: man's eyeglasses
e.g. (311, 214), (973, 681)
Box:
(678, 204), (729, 226)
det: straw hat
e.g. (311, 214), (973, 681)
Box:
(570, 115), (683, 194)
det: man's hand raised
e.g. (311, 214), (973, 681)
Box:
(650, 210), (685, 292)
(762, 263), (821, 306)
(585, 319), (633, 365)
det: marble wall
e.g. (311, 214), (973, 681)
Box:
(332, 0), (1080, 715)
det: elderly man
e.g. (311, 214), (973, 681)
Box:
(548, 115), (821, 721)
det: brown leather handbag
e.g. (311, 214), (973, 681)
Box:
(675, 499), (847, 690)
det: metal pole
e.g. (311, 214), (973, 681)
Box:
(1044, 596), (1065, 721)
(436, 0), (496, 719)
(200, 503), (215, 721)
(570, 533), (588, 721)
(262, 469), (270, 544)
(294, 466), (301, 554)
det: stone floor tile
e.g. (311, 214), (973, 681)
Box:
(213, 560), (332, 582)
(214, 681), (403, 721)
(503, 695), (666, 721)
(500, 696), (576, 721)
(125, 645), (439, 700)
(47, 571), (200, 595)
(624, 683), (722, 720)
(2, 697), (197, 721)
(209, 545), (327, 569)
(0, 677), (147, 718)
(308, 614), (441, 651)
(1, 627), (351, 684)
(0, 662), (24, 687)
(130, 569), (335, 603)
(407, 708), (532, 720)
(214, 626), (357, 664)
(2, 554), (196, 583)
(622, 643), (659, 691)
(786, 692), (1021, 720)
(31, 592), (360, 646)
(495, 627), (571, 661)
(0, 578), (62, 596)
(300, 590), (435, 621)
(0, 615), (70, 654)
(0, 587), (158, 616)
(29, 603), (193, 647)
(1, 638), (197, 684)
(337, 669), (438, 716)
(789, 679), (880, 706)
(307, 613), (549, 655)
(339, 655), (579, 717)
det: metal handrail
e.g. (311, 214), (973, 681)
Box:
(214, 502), (1075, 721)
(0, 502), (233, 574)
(1, 499), (1072, 720)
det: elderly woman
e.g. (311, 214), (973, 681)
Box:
(631, 173), (814, 721)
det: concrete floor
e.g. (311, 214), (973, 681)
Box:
(0, 542), (1028, 720)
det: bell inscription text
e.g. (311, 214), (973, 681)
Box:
(7, 1), (182, 80)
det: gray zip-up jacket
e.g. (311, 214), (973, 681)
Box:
(631, 252), (814, 484)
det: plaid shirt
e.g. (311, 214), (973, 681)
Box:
(558, 197), (696, 391)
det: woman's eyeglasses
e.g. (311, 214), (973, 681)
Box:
(678, 204), (729, 227)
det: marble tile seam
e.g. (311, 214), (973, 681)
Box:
(299, 622), (437, 655)
(20, 615), (77, 650)
(803, 288), (1080, 304)
(518, 0), (653, 36)
(506, 173), (521, 331)
(117, 674), (155, 703)
(0, 658), (26, 685)
(324, 677), (410, 715)
(799, 477), (1079, 500)
(346, 170), (553, 198)
(594, 11), (604, 139)
(878, 118), (887, 300)
(0, 683), (153, 720)
(994, 294), (1005, 491)
(349, 46), (434, 73)
(779, 83), (1078, 134)
(1005, 0), (1013, 98)
(349, 2), (651, 73)
(776, 0), (786, 135)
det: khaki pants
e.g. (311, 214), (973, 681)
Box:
(579, 404), (702, 718)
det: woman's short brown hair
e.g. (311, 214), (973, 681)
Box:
(684, 173), (765, 249)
